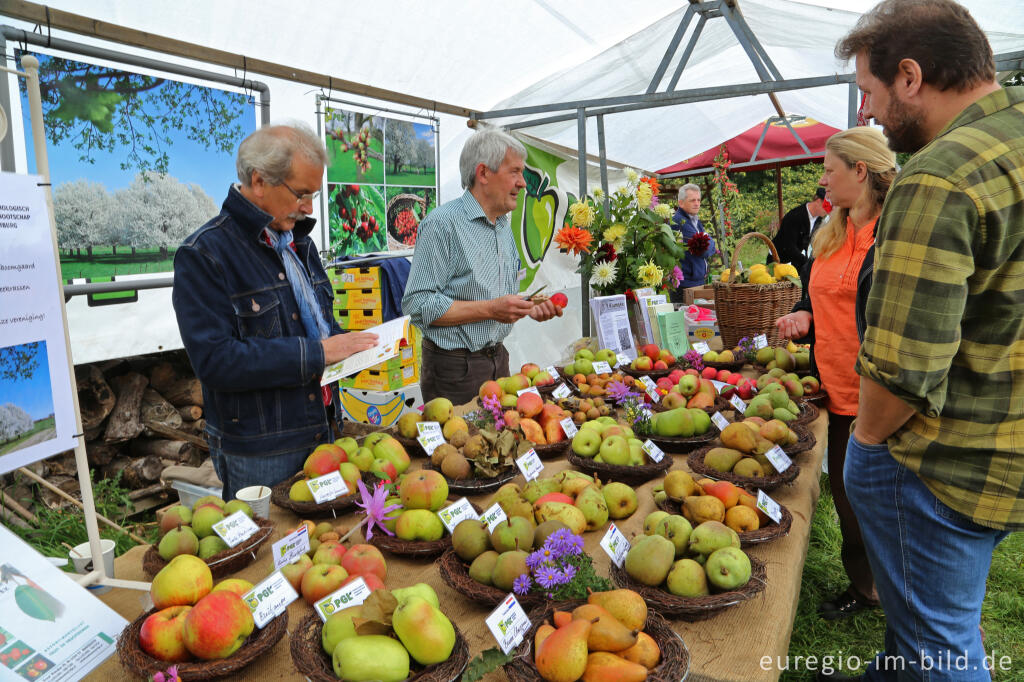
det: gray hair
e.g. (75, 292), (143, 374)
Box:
(678, 183), (701, 200)
(459, 129), (527, 189)
(236, 122), (328, 186)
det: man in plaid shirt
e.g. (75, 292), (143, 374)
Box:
(822, 1), (1024, 681)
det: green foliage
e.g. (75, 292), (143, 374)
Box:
(328, 184), (387, 257)
(461, 647), (516, 682)
(59, 246), (175, 280)
(0, 342), (41, 382)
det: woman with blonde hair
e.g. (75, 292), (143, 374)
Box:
(775, 126), (897, 620)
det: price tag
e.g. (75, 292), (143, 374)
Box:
(517, 386), (541, 397)
(757, 490), (783, 524)
(243, 571), (299, 628)
(641, 439), (664, 463)
(211, 510), (259, 547)
(545, 366), (558, 379)
(615, 353), (631, 368)
(417, 431), (446, 456)
(710, 380), (728, 393)
(552, 383), (572, 399)
(438, 498), (479, 533)
(560, 417), (578, 438)
(729, 395), (747, 412)
(693, 341), (711, 355)
(272, 525), (310, 570)
(306, 470), (350, 504)
(592, 360), (613, 375)
(711, 411), (730, 431)
(486, 594), (532, 654)
(515, 449), (544, 481)
(417, 421), (443, 437)
(765, 445), (792, 473)
(481, 503), (508, 532)
(639, 375), (660, 401)
(599, 523), (631, 568)
(315, 577), (372, 621)
(754, 334), (769, 349)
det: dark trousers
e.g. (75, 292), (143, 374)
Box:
(827, 411), (878, 604)
(420, 338), (510, 406)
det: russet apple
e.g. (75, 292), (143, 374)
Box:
(151, 555), (213, 609)
(302, 564), (349, 604)
(139, 605), (192, 662)
(340, 544), (387, 582)
(182, 591), (254, 660)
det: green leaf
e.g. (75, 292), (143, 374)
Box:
(461, 647), (516, 682)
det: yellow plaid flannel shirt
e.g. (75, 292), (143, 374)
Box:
(857, 87), (1024, 531)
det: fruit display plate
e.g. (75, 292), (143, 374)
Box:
(655, 496), (793, 547)
(289, 611), (469, 682)
(784, 424), (817, 457)
(270, 472), (375, 518)
(437, 548), (545, 609)
(567, 450), (673, 485)
(504, 599), (690, 682)
(609, 558), (767, 621)
(701, 358), (747, 371)
(423, 461), (520, 496)
(142, 516), (274, 579)
(116, 606), (287, 680)
(686, 446), (800, 491)
(645, 424), (721, 455)
(368, 500), (484, 558)
(531, 439), (571, 460)
(800, 387), (828, 405)
(343, 421), (425, 457)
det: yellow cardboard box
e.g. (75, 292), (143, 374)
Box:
(333, 288), (382, 310)
(339, 363), (419, 391)
(335, 308), (383, 330)
(330, 266), (380, 290)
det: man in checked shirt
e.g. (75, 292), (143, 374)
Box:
(819, 2), (1024, 681)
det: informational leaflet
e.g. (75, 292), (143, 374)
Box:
(321, 316), (412, 386)
(0, 174), (79, 475)
(0, 525), (128, 681)
(589, 294), (636, 360)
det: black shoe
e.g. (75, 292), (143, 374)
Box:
(816, 671), (863, 681)
(818, 587), (877, 620)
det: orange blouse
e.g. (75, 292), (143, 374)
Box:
(807, 216), (877, 416)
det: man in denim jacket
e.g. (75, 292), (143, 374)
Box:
(173, 123), (378, 500)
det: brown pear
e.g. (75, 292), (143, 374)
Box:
(682, 495), (725, 524)
(535, 618), (591, 682)
(571, 603), (637, 652)
(581, 651), (649, 682)
(586, 588), (647, 631)
(619, 631), (662, 669)
(720, 423), (758, 453)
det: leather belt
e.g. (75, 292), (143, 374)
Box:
(423, 337), (504, 358)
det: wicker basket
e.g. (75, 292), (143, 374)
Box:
(687, 445), (800, 490)
(142, 517), (274, 579)
(783, 424), (817, 457)
(117, 607), (287, 680)
(567, 450), (673, 485)
(368, 500), (484, 558)
(270, 472), (373, 518)
(712, 232), (801, 349)
(609, 558), (766, 620)
(801, 387), (828, 405)
(656, 496), (793, 547)
(504, 600), (690, 682)
(342, 421), (425, 457)
(437, 548), (544, 609)
(645, 425), (721, 455)
(422, 460), (520, 496)
(289, 611), (469, 682)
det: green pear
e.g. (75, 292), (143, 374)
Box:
(197, 534), (228, 560)
(534, 520), (570, 548)
(666, 558), (710, 597)
(322, 605), (363, 654)
(653, 407), (694, 437)
(705, 547), (752, 591)
(688, 408), (712, 435)
(643, 511), (670, 536)
(655, 515), (693, 558)
(603, 482), (638, 520)
(468, 551), (499, 585)
(491, 550), (529, 592)
(522, 478), (560, 504)
(421, 397), (454, 425)
(158, 525), (199, 561)
(490, 516), (534, 553)
(451, 519), (491, 562)
(391, 583), (439, 609)
(688, 521), (740, 556)
(395, 509), (444, 541)
(391, 595), (456, 665)
(574, 484), (609, 531)
(624, 534), (675, 586)
(333, 635), (409, 682)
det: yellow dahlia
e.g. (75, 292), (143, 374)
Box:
(636, 183), (653, 209)
(568, 201), (595, 228)
(637, 259), (664, 287)
(625, 167), (639, 183)
(603, 224), (626, 250)
(655, 203), (674, 219)
(592, 187), (605, 200)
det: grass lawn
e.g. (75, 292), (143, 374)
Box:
(60, 246), (174, 280)
(327, 136), (385, 185)
(0, 416), (56, 455)
(784, 473), (1024, 680)
(386, 169), (436, 186)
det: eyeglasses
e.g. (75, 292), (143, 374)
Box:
(280, 180), (321, 204)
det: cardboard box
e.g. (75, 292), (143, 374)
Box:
(683, 286), (716, 307)
(330, 266), (380, 290)
(339, 363), (419, 391)
(333, 288), (382, 310)
(335, 308), (383, 330)
(686, 318), (721, 345)
(367, 346), (417, 373)
(339, 384), (423, 427)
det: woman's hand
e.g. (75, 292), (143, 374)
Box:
(775, 311), (813, 340)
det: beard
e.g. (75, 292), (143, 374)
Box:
(880, 92), (930, 153)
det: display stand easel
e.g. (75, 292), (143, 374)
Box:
(2, 55), (149, 593)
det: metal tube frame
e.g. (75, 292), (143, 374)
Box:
(577, 108), (589, 336)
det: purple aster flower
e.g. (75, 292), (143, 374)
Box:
(513, 574), (532, 595)
(535, 566), (561, 589)
(526, 548), (553, 570)
(606, 381), (630, 403)
(560, 564), (577, 582)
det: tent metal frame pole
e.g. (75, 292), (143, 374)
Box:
(749, 119), (772, 162)
(848, 82), (859, 127)
(647, 5), (696, 94)
(660, 151), (826, 178)
(779, 116), (811, 154)
(667, 14), (708, 92)
(596, 114), (610, 217)
(577, 108), (590, 337)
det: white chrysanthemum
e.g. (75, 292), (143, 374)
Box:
(625, 167), (639, 183)
(592, 187), (605, 200)
(591, 261), (618, 287)
(655, 203), (674, 219)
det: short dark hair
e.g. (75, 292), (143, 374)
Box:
(813, 187), (826, 201)
(836, 0), (994, 92)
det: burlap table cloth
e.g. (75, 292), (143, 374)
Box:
(88, 406), (826, 681)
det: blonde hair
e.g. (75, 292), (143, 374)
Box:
(811, 127), (897, 260)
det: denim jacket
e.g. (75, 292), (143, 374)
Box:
(172, 186), (343, 458)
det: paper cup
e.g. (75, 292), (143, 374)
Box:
(70, 539), (115, 594)
(236, 485), (271, 518)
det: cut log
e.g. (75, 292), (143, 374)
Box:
(103, 373), (149, 444)
(148, 361), (180, 394)
(76, 364), (116, 430)
(107, 455), (164, 489)
(162, 378), (204, 407)
(143, 420), (209, 452)
(38, 474), (79, 509)
(84, 424), (104, 441)
(86, 441), (120, 468)
(141, 388), (183, 431)
(45, 452), (80, 477)
(128, 482), (171, 501)
(130, 439), (192, 462)
(177, 405), (202, 421)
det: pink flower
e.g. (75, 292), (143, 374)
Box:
(671, 266), (684, 288)
(354, 479), (401, 540)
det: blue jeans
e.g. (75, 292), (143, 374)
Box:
(844, 436), (1009, 681)
(210, 445), (307, 501)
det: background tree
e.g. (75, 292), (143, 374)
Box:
(111, 173), (218, 257)
(0, 342), (40, 383)
(0, 404), (34, 442)
(385, 120), (416, 175)
(414, 137), (435, 174)
(52, 180), (116, 255)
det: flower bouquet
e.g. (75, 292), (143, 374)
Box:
(553, 171), (689, 297)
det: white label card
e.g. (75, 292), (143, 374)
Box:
(560, 417), (578, 438)
(552, 383), (572, 399)
(307, 470), (350, 504)
(592, 361), (613, 375)
(243, 571), (299, 628)
(272, 525), (310, 570)
(642, 439), (664, 463)
(211, 510), (259, 547)
(754, 334), (769, 349)
(711, 380), (728, 393)
(315, 577), (371, 622)
(517, 386), (541, 397)
(417, 431), (446, 455)
(757, 489), (783, 524)
(515, 449), (544, 481)
(693, 341), (711, 355)
(730, 395), (747, 412)
(481, 503), (508, 532)
(639, 375), (659, 401)
(711, 411), (730, 430)
(438, 498), (479, 533)
(486, 594), (532, 654)
(545, 365), (558, 378)
(615, 353), (631, 368)
(765, 445), (793, 473)
(600, 523), (631, 568)
(417, 421), (442, 437)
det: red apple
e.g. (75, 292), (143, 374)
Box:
(340, 544), (387, 582)
(520, 363), (541, 379)
(716, 369), (732, 382)
(344, 572), (386, 593)
(668, 369), (685, 384)
(632, 356), (654, 372)
(182, 591), (254, 660)
(685, 368), (699, 376)
(659, 349), (676, 364)
(653, 360), (668, 370)
(303, 445), (343, 478)
(701, 367), (718, 380)
(301, 564), (349, 604)
(642, 344), (661, 362)
(727, 373), (742, 386)
(139, 605), (193, 662)
(280, 554), (313, 592)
